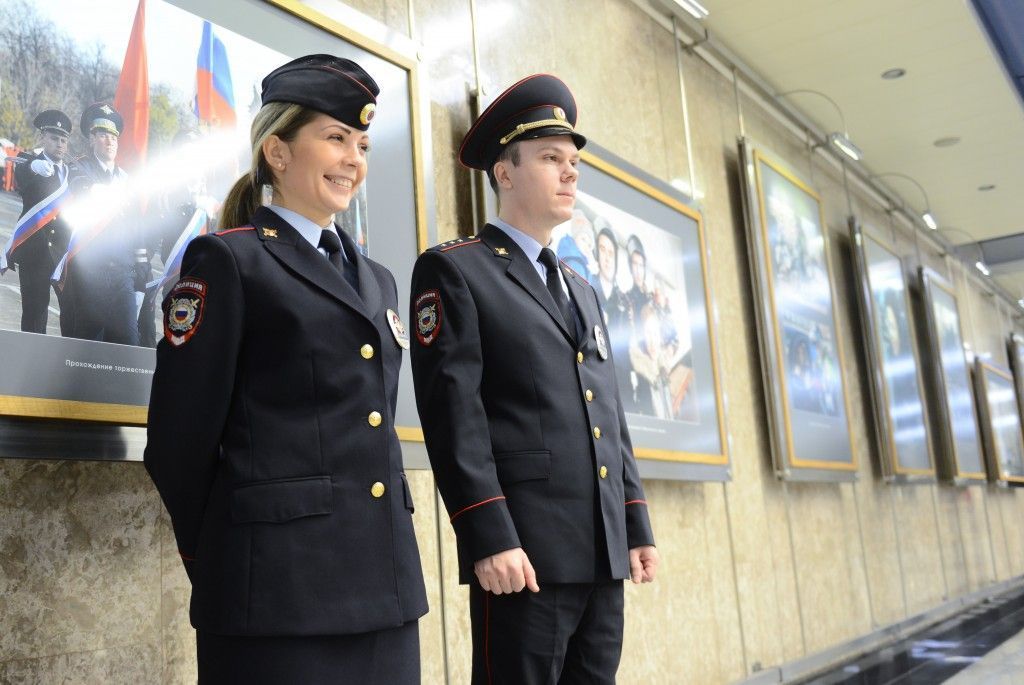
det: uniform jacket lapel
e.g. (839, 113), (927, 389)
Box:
(340, 226), (382, 320)
(253, 207), (371, 321)
(480, 223), (576, 345)
(562, 263), (598, 337)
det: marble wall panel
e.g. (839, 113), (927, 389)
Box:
(0, 461), (161, 662)
(158, 509), (196, 685)
(891, 485), (948, 615)
(849, 479), (906, 628)
(956, 487), (999, 591)
(408, 469), (446, 685)
(0, 643), (161, 684)
(620, 481), (730, 685)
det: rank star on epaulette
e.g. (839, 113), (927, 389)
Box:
(495, 247), (509, 256)
(261, 227), (278, 238)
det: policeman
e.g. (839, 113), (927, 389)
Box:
(624, 234), (655, 414)
(144, 54), (427, 684)
(60, 103), (149, 344)
(410, 74), (658, 685)
(6, 110), (73, 333)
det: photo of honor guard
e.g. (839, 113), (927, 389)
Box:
(410, 74), (659, 684)
(144, 54), (427, 684)
(58, 103), (151, 344)
(2, 110), (73, 333)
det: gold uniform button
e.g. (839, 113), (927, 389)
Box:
(593, 426), (601, 439)
(360, 344), (374, 359)
(599, 465), (608, 479)
(585, 389), (594, 402)
(577, 352), (584, 364)
(371, 482), (386, 498)
(368, 411), (382, 427)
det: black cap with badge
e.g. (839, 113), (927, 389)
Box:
(261, 54), (380, 131)
(458, 73), (587, 171)
(80, 103), (123, 137)
(34, 109), (72, 137)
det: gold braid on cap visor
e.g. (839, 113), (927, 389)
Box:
(498, 118), (575, 145)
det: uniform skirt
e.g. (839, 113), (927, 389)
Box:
(197, 620), (419, 684)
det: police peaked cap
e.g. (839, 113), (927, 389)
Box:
(34, 110), (72, 136)
(627, 234), (645, 259)
(80, 103), (123, 137)
(459, 74), (587, 171)
(261, 54), (379, 131)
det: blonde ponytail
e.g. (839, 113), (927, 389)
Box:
(217, 102), (319, 229)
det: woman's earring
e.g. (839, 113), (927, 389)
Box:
(260, 183), (273, 207)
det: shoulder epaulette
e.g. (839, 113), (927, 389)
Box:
(214, 225), (255, 237)
(432, 236), (480, 252)
(559, 259), (588, 283)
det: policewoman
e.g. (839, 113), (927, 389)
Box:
(144, 55), (427, 683)
(410, 75), (658, 684)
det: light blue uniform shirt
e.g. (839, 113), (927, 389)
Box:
(490, 217), (569, 298)
(269, 204), (349, 265)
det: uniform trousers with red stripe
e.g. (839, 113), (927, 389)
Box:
(470, 580), (625, 685)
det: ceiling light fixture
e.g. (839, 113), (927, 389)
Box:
(827, 132), (863, 162)
(776, 89), (862, 162)
(881, 68), (906, 79)
(975, 261), (990, 277)
(666, 0), (709, 19)
(871, 172), (938, 231)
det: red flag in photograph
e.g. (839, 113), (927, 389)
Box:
(113, 0), (149, 170)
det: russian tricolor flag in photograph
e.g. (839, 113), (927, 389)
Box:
(148, 207), (211, 294)
(195, 21), (236, 127)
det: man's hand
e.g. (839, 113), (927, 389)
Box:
(30, 159), (54, 177)
(474, 547), (540, 594)
(629, 545), (659, 584)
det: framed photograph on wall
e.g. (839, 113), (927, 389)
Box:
(479, 141), (729, 480)
(0, 0), (430, 448)
(849, 219), (935, 480)
(917, 267), (986, 482)
(1007, 333), (1024, 425)
(973, 359), (1024, 485)
(738, 138), (855, 481)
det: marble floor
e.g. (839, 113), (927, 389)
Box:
(806, 588), (1024, 684)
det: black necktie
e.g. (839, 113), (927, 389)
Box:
(319, 229), (359, 294)
(538, 247), (575, 337)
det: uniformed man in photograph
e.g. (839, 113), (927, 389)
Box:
(624, 234), (656, 415)
(5, 110), (73, 333)
(410, 74), (658, 684)
(60, 103), (149, 344)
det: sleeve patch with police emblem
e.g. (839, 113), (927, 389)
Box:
(415, 289), (443, 346)
(164, 278), (207, 347)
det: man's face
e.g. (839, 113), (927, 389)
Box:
(630, 251), (646, 289)
(40, 131), (68, 161)
(597, 234), (616, 281)
(499, 136), (579, 228)
(90, 130), (118, 163)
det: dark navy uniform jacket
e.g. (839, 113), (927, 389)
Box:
(145, 206), (428, 636)
(410, 223), (655, 585)
(11, 151), (71, 267)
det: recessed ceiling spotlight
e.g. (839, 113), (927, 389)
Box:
(933, 136), (961, 147)
(978, 184), (996, 191)
(881, 68), (906, 79)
